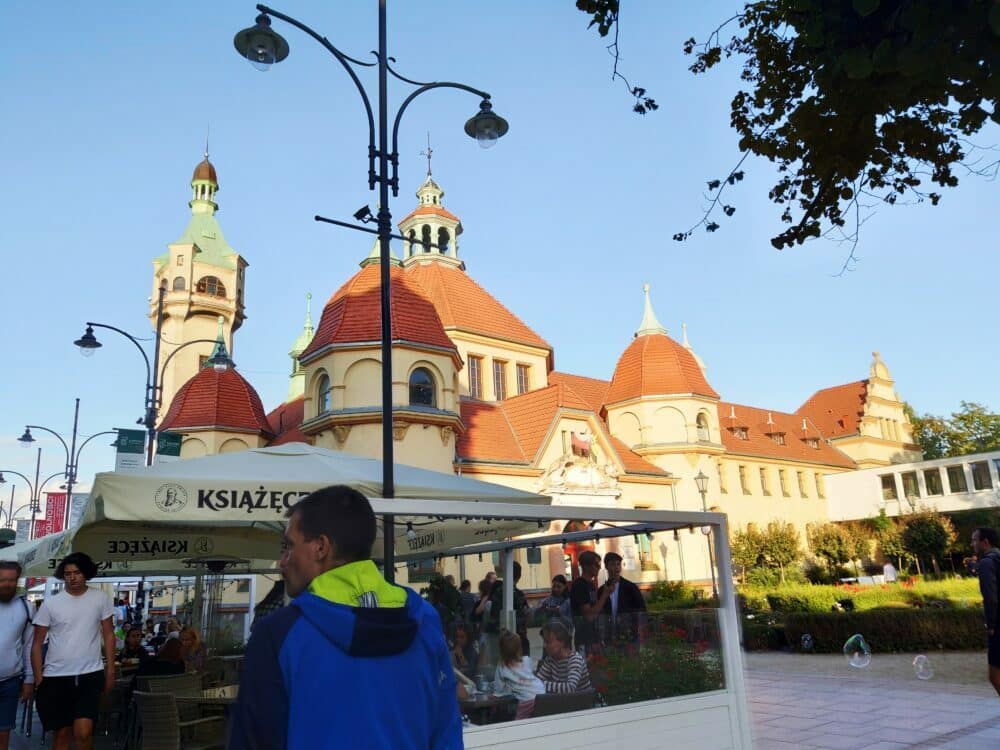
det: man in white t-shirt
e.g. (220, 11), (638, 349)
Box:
(31, 553), (115, 750)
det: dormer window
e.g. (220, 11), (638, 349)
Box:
(769, 432), (786, 445)
(732, 426), (749, 440)
(804, 437), (820, 449)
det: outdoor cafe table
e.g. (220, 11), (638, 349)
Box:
(458, 695), (517, 726)
(175, 685), (239, 717)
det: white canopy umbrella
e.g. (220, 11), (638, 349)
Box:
(4, 443), (548, 577)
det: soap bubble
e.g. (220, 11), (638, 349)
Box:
(843, 634), (871, 668)
(913, 654), (934, 680)
(800, 634), (813, 651)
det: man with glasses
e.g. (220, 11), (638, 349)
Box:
(0, 561), (33, 750)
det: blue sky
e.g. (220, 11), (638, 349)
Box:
(1, 1), (996, 512)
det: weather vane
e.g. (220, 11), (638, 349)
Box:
(419, 132), (433, 176)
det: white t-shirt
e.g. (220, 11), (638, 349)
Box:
(34, 587), (114, 677)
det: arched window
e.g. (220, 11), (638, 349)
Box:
(172, 276), (186, 291)
(317, 374), (332, 414)
(421, 224), (432, 253)
(407, 229), (416, 257)
(409, 368), (435, 407)
(696, 413), (710, 441)
(196, 276), (226, 297)
(437, 227), (450, 255)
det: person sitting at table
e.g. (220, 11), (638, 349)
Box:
(534, 619), (591, 694)
(178, 626), (206, 673)
(131, 638), (185, 691)
(451, 623), (478, 681)
(117, 627), (150, 666)
(493, 631), (545, 719)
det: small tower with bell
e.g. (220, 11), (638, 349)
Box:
(398, 138), (463, 269)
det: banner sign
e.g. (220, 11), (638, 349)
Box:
(15, 519), (30, 544)
(45, 493), (67, 535)
(33, 519), (50, 539)
(69, 493), (88, 528)
(115, 429), (146, 472)
(155, 433), (182, 465)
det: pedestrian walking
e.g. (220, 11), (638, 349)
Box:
(972, 527), (1000, 697)
(31, 552), (116, 750)
(0, 561), (34, 750)
(228, 485), (462, 749)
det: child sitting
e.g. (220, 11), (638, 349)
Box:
(493, 631), (545, 719)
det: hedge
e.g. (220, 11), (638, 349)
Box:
(782, 608), (987, 652)
(757, 579), (982, 614)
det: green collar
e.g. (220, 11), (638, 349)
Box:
(307, 560), (408, 609)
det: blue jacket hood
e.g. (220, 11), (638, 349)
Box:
(292, 588), (421, 657)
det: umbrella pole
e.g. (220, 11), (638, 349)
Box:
(383, 515), (395, 583)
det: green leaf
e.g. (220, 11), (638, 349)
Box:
(990, 5), (1000, 36)
(840, 47), (874, 80)
(853, 0), (879, 18)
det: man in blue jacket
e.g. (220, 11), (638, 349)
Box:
(228, 485), (463, 749)
(972, 527), (1000, 697)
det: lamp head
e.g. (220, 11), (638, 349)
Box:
(693, 470), (709, 495)
(74, 325), (101, 357)
(234, 13), (289, 71)
(18, 428), (34, 448)
(464, 99), (509, 150)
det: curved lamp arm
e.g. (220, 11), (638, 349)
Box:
(85, 322), (153, 392)
(38, 471), (67, 494)
(0, 470), (35, 499)
(256, 4), (378, 188)
(74, 431), (119, 471)
(390, 83), (490, 195)
(25, 426), (70, 466)
(157, 338), (223, 398)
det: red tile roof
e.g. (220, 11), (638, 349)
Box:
(457, 385), (667, 476)
(300, 263), (457, 360)
(159, 367), (272, 435)
(719, 402), (855, 468)
(796, 380), (868, 438)
(405, 263), (551, 350)
(266, 397), (310, 446)
(548, 372), (610, 414)
(606, 334), (719, 405)
(398, 204), (461, 224)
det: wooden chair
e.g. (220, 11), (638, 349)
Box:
(132, 691), (224, 750)
(530, 689), (598, 717)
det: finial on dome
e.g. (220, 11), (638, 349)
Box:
(682, 322), (690, 347)
(304, 292), (313, 331)
(635, 284), (667, 338)
(205, 316), (234, 371)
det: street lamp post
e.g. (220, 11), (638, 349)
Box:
(0, 450), (61, 539)
(74, 285), (232, 466)
(233, 2), (509, 582)
(693, 470), (718, 598)
(18, 403), (119, 531)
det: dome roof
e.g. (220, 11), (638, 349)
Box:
(299, 263), (458, 362)
(159, 366), (272, 434)
(605, 333), (719, 405)
(192, 157), (218, 184)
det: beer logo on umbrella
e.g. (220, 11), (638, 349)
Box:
(154, 484), (188, 513)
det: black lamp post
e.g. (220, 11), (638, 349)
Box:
(234, 2), (509, 582)
(693, 470), (718, 598)
(74, 285), (233, 466)
(18, 402), (118, 531)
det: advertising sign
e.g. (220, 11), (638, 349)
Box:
(69, 493), (88, 528)
(115, 429), (146, 472)
(155, 432), (183, 465)
(15, 519), (30, 544)
(33, 519), (50, 539)
(45, 492), (67, 535)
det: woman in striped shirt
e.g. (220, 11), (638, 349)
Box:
(534, 619), (591, 694)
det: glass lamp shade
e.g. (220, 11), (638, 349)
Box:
(74, 326), (101, 356)
(464, 100), (509, 150)
(234, 14), (289, 72)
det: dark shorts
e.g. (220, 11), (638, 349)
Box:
(0, 676), (22, 731)
(989, 631), (1000, 669)
(35, 671), (103, 731)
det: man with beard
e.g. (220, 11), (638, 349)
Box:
(31, 553), (116, 750)
(0, 561), (33, 750)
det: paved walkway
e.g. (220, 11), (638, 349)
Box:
(748, 654), (1000, 750)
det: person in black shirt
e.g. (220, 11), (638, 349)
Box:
(569, 550), (614, 654)
(116, 628), (150, 665)
(599, 552), (647, 648)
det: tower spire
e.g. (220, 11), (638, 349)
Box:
(287, 293), (316, 400)
(205, 316), (234, 371)
(420, 132), (433, 176)
(635, 284), (667, 338)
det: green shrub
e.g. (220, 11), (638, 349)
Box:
(745, 565), (807, 588)
(648, 580), (696, 609)
(765, 585), (839, 613)
(783, 608), (986, 652)
(737, 588), (771, 613)
(742, 621), (787, 651)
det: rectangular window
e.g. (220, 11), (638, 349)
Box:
(797, 471), (808, 497)
(469, 356), (483, 399)
(738, 465), (750, 494)
(759, 467), (771, 496)
(236, 579), (250, 593)
(177, 255), (184, 266)
(516, 364), (529, 395)
(901, 471), (920, 499)
(815, 473), (826, 499)
(971, 461), (993, 490)
(717, 460), (727, 494)
(770, 433), (785, 445)
(734, 427), (749, 440)
(779, 469), (790, 497)
(880, 474), (898, 500)
(493, 360), (507, 401)
(924, 469), (944, 496)
(946, 465), (968, 493)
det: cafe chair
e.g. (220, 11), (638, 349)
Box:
(530, 689), (598, 717)
(133, 691), (224, 750)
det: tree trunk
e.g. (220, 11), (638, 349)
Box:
(931, 556), (941, 575)
(915, 557), (922, 575)
(779, 563), (785, 584)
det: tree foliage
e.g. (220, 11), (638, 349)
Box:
(730, 525), (764, 583)
(809, 522), (852, 575)
(901, 510), (956, 570)
(759, 521), (803, 583)
(577, 1), (1000, 253)
(907, 401), (1000, 459)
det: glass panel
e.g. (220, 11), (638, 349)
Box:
(409, 368), (435, 407)
(900, 472), (919, 499)
(946, 465), (968, 493)
(924, 469), (943, 496)
(971, 461), (993, 490)
(880, 474), (898, 500)
(469, 357), (482, 399)
(493, 361), (507, 401)
(516, 364), (529, 395)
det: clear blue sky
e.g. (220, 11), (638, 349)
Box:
(1, 1), (995, 513)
